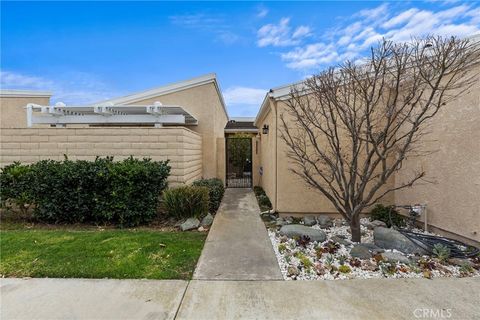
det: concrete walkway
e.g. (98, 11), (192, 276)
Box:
(193, 188), (282, 280)
(2, 277), (479, 319)
(1, 278), (187, 320)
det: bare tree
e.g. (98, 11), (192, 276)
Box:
(280, 36), (480, 242)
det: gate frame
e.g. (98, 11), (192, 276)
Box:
(225, 136), (253, 188)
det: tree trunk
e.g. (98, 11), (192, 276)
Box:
(350, 214), (362, 243)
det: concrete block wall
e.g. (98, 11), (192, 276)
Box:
(0, 127), (202, 185)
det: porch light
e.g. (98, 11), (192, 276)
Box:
(262, 124), (269, 134)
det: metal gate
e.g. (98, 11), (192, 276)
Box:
(226, 137), (252, 188)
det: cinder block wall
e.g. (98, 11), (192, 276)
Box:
(0, 127), (202, 185)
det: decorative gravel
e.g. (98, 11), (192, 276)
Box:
(268, 218), (480, 280)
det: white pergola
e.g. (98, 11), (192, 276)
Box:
(26, 101), (198, 127)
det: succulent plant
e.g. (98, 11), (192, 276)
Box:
(278, 243), (288, 253)
(338, 254), (348, 266)
(296, 235), (311, 248)
(459, 263), (474, 275)
(322, 241), (340, 254)
(349, 258), (361, 268)
(324, 253), (335, 269)
(432, 243), (451, 261)
(418, 258), (437, 271)
(379, 261), (396, 276)
(338, 265), (352, 273)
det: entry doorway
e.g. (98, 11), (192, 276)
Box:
(226, 136), (252, 188)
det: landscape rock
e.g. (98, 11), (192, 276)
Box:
(381, 251), (410, 264)
(201, 213), (214, 227)
(180, 218), (200, 231)
(276, 218), (287, 227)
(350, 244), (374, 259)
(360, 243), (385, 254)
(317, 216), (333, 228)
(374, 227), (426, 254)
(331, 235), (351, 246)
(448, 258), (474, 267)
(303, 216), (317, 226)
(284, 216), (294, 224)
(279, 224), (327, 242)
(197, 226), (206, 232)
(350, 243), (384, 259)
(364, 220), (387, 230)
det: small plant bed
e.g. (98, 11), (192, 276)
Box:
(267, 217), (480, 281)
(0, 228), (206, 279)
(254, 186), (273, 212)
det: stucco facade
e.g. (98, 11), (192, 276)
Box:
(254, 67), (480, 245)
(394, 64), (480, 244)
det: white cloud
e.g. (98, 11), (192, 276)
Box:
(256, 6), (269, 18)
(358, 3), (389, 21)
(223, 86), (266, 105)
(223, 86), (266, 116)
(170, 13), (240, 45)
(257, 17), (311, 47)
(273, 3), (480, 71)
(382, 8), (419, 29)
(0, 70), (119, 105)
(292, 26), (312, 38)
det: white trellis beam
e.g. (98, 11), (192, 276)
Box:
(26, 103), (194, 127)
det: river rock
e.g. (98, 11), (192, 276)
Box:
(317, 216), (333, 228)
(201, 213), (214, 227)
(381, 251), (410, 264)
(303, 216), (317, 226)
(374, 227), (426, 254)
(279, 224), (327, 242)
(180, 218), (200, 231)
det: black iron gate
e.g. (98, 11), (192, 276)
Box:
(226, 137), (252, 188)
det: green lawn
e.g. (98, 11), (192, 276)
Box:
(0, 229), (206, 279)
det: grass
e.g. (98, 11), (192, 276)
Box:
(0, 228), (206, 279)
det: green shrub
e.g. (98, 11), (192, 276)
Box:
(163, 186), (209, 219)
(369, 204), (405, 228)
(192, 178), (225, 213)
(0, 162), (36, 216)
(253, 186), (265, 197)
(0, 157), (170, 226)
(253, 186), (272, 211)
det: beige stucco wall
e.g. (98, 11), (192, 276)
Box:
(0, 127), (202, 185)
(394, 65), (480, 244)
(252, 135), (261, 187)
(256, 66), (479, 243)
(256, 102), (277, 209)
(131, 83), (228, 182)
(1, 96), (50, 128)
(259, 99), (394, 215)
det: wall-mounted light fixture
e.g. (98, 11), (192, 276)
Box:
(262, 124), (269, 134)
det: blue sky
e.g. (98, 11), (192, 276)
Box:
(1, 1), (479, 116)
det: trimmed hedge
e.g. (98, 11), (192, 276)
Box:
(162, 186), (209, 219)
(0, 157), (170, 226)
(192, 178), (225, 213)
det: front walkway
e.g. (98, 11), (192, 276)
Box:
(193, 188), (282, 280)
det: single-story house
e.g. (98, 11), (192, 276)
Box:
(1, 62), (478, 246)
